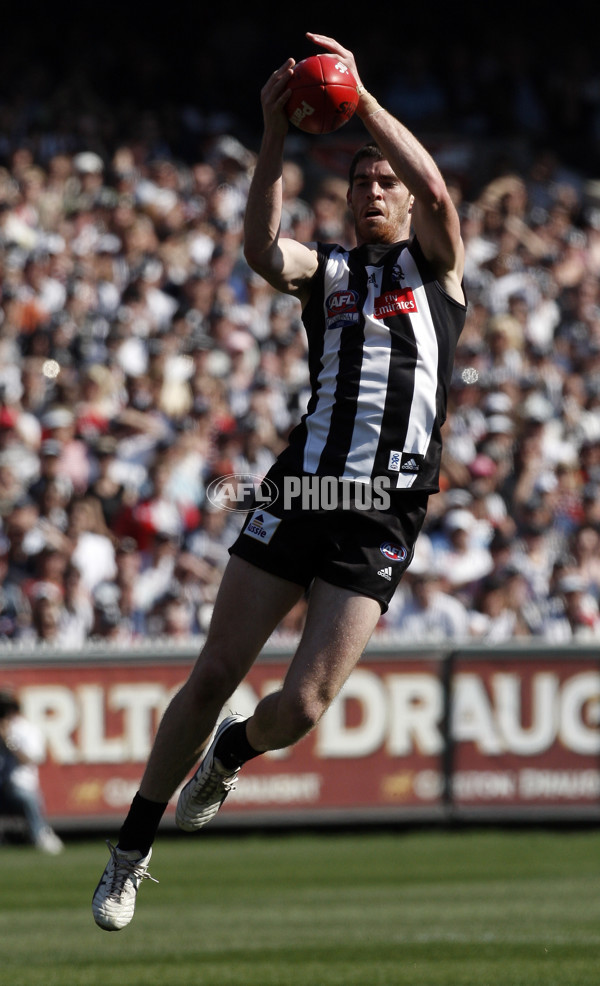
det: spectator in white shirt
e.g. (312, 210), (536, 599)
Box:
(0, 688), (63, 853)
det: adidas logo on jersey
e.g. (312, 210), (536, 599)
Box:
(377, 567), (393, 580)
(388, 451), (423, 474)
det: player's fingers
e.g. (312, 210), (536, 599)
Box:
(273, 58), (295, 79)
(306, 32), (350, 57)
(262, 60), (295, 100)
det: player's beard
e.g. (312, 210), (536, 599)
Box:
(355, 196), (412, 245)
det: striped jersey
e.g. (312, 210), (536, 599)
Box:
(279, 237), (467, 493)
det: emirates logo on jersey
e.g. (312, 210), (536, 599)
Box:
(373, 287), (417, 319)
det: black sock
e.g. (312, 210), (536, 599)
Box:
(117, 792), (168, 855)
(214, 719), (263, 770)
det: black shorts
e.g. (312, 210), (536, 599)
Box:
(228, 461), (429, 613)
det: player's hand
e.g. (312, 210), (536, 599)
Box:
(305, 32), (363, 89)
(261, 59), (295, 135)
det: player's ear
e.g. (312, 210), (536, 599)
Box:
(408, 194), (415, 213)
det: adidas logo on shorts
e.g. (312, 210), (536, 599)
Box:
(377, 567), (392, 580)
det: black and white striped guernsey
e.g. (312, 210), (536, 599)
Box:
(279, 237), (467, 493)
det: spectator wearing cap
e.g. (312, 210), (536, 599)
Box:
(91, 537), (145, 639)
(481, 412), (516, 459)
(41, 406), (90, 494)
(132, 531), (181, 616)
(90, 583), (134, 643)
(434, 507), (494, 607)
(542, 573), (600, 641)
(72, 152), (105, 207)
(22, 543), (69, 608)
(27, 438), (73, 508)
(382, 535), (470, 641)
(88, 433), (136, 530)
(467, 453), (511, 533)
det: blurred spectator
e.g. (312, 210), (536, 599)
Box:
(133, 531), (181, 616)
(434, 508), (494, 606)
(383, 569), (470, 642)
(30, 593), (64, 644)
(469, 571), (534, 642)
(381, 534), (470, 640)
(68, 495), (117, 592)
(542, 574), (600, 641)
(58, 561), (94, 646)
(0, 535), (31, 639)
(0, 687), (63, 853)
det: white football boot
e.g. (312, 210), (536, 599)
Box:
(92, 841), (158, 931)
(175, 714), (245, 832)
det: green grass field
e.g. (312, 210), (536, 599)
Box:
(1, 828), (599, 986)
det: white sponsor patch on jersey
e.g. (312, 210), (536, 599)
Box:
(388, 450), (402, 472)
(243, 509), (281, 545)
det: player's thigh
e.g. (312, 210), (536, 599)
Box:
(281, 577), (381, 708)
(199, 555), (305, 675)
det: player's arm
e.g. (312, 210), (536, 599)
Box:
(243, 59), (318, 306)
(307, 32), (465, 304)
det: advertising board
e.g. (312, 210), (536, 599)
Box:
(1, 643), (598, 826)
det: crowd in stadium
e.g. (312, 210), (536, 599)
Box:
(1, 25), (600, 646)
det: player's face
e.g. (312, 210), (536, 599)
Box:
(348, 160), (413, 245)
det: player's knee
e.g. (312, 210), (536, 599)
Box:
(278, 691), (327, 745)
(187, 647), (244, 707)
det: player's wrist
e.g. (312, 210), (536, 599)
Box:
(355, 87), (385, 120)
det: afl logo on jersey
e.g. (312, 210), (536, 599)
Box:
(325, 289), (360, 331)
(380, 542), (408, 563)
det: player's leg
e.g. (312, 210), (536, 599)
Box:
(246, 577), (382, 751)
(174, 577), (380, 834)
(138, 555), (304, 804)
(92, 556), (304, 930)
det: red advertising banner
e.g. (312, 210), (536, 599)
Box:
(1, 645), (599, 826)
(448, 650), (600, 818)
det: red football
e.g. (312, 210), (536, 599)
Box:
(285, 54), (359, 135)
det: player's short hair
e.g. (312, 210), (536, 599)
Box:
(348, 143), (384, 188)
